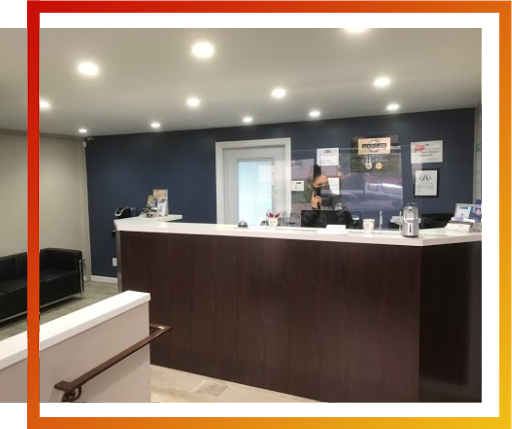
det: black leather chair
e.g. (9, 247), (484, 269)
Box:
(0, 248), (84, 323)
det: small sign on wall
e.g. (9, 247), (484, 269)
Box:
(328, 177), (340, 195)
(411, 140), (443, 163)
(414, 169), (439, 197)
(357, 137), (391, 155)
(317, 148), (339, 166)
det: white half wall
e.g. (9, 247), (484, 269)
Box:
(0, 331), (27, 403)
(40, 291), (152, 403)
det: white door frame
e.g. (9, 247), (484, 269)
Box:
(215, 137), (292, 224)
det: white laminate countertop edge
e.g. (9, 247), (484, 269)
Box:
(114, 214), (182, 227)
(39, 291), (150, 352)
(115, 220), (482, 247)
(0, 331), (27, 372)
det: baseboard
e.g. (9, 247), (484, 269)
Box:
(90, 275), (118, 284)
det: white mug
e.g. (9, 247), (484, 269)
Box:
(363, 219), (375, 233)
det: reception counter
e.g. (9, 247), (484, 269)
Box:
(115, 219), (482, 402)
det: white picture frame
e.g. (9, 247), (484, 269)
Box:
(414, 169), (439, 197)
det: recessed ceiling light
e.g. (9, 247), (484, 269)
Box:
(40, 99), (51, 110)
(374, 77), (391, 88)
(187, 97), (201, 108)
(386, 103), (400, 111)
(271, 87), (287, 99)
(191, 42), (215, 59)
(309, 110), (321, 118)
(151, 122), (161, 129)
(344, 28), (368, 34)
(78, 61), (99, 76)
(78, 128), (87, 134)
(242, 116), (253, 124)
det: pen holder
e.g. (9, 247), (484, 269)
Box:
(268, 217), (279, 229)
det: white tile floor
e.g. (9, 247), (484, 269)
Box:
(150, 365), (315, 403)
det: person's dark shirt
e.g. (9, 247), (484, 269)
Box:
(301, 195), (354, 228)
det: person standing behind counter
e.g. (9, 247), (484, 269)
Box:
(301, 164), (355, 228)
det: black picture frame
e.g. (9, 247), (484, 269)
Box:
(413, 168), (439, 198)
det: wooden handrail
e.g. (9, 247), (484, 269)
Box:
(54, 323), (171, 402)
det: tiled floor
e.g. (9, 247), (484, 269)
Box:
(150, 365), (315, 403)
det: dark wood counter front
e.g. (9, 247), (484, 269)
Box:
(119, 231), (481, 402)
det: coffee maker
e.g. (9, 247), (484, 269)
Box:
(401, 204), (419, 237)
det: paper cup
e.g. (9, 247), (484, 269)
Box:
(363, 219), (375, 233)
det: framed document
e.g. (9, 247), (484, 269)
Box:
(317, 147), (339, 166)
(414, 169), (439, 197)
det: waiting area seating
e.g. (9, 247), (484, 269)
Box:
(0, 248), (83, 323)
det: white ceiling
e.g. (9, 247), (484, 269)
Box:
(0, 29), (27, 132)
(5, 29), (482, 136)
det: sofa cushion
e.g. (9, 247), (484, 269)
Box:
(40, 251), (49, 271)
(40, 269), (79, 293)
(0, 278), (28, 303)
(0, 255), (16, 283)
(40, 249), (82, 272)
(0, 291), (8, 308)
(14, 253), (27, 277)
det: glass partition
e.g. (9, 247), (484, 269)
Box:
(231, 142), (471, 229)
(288, 148), (403, 229)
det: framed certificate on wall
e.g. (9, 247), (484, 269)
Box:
(414, 169), (439, 197)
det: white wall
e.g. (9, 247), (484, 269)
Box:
(0, 359), (27, 403)
(0, 131), (27, 256)
(40, 134), (91, 279)
(0, 331), (27, 403)
(0, 130), (91, 277)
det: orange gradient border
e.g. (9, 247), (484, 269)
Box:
(28, 1), (511, 428)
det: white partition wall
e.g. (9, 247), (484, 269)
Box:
(0, 332), (27, 402)
(40, 291), (152, 402)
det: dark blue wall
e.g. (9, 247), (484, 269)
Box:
(86, 108), (475, 276)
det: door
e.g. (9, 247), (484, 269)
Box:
(216, 138), (291, 225)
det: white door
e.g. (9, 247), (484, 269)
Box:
(216, 138), (291, 225)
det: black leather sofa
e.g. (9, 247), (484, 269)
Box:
(0, 248), (83, 323)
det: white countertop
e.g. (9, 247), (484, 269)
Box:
(114, 214), (182, 229)
(40, 291), (150, 351)
(115, 220), (482, 247)
(0, 331), (27, 372)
